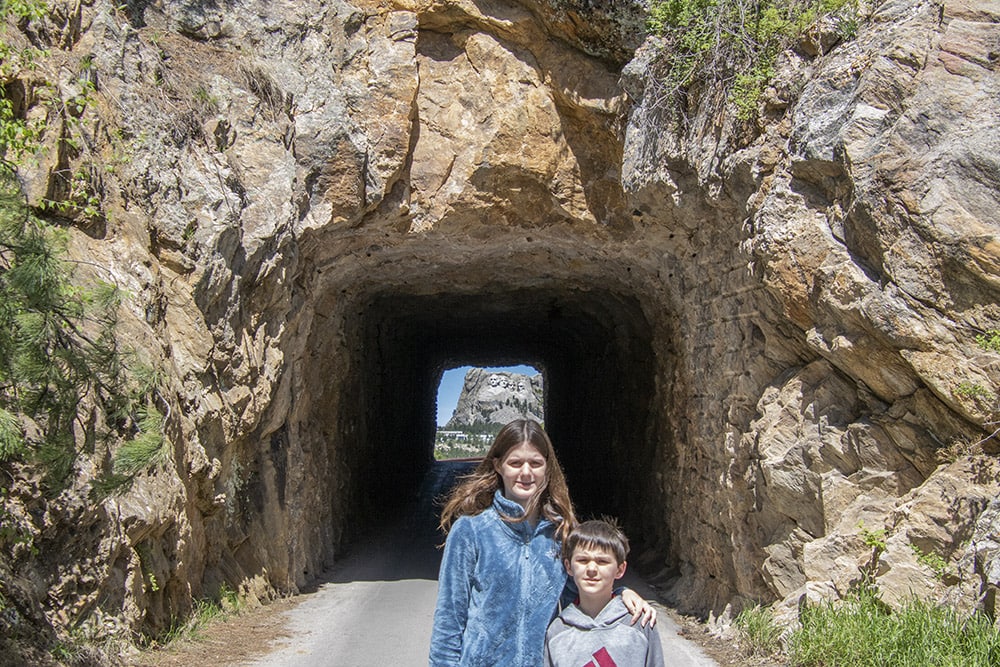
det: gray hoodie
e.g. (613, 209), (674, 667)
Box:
(544, 596), (665, 667)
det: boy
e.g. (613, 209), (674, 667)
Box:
(544, 519), (665, 667)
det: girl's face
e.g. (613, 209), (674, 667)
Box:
(494, 441), (547, 509)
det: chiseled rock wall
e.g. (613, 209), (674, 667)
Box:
(621, 0), (1000, 619)
(2, 0), (998, 647)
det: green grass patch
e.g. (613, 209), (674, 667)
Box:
(149, 584), (243, 648)
(735, 603), (783, 657)
(788, 590), (1000, 666)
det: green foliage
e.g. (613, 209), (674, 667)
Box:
(0, 406), (21, 459)
(0, 1), (48, 161)
(788, 589), (1000, 666)
(646, 0), (860, 120)
(909, 543), (948, 580)
(957, 381), (994, 401)
(4, 1), (106, 223)
(218, 583), (242, 613)
(1, 0), (48, 21)
(0, 162), (164, 494)
(433, 429), (493, 460)
(0, 96), (42, 161)
(41, 163), (104, 224)
(0, 170), (90, 485)
(954, 327), (1000, 448)
(857, 521), (887, 593)
(976, 329), (1000, 353)
(859, 522), (887, 553)
(112, 406), (166, 477)
(735, 603), (783, 657)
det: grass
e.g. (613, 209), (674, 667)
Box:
(735, 603), (783, 657)
(787, 589), (1000, 666)
(149, 584), (243, 648)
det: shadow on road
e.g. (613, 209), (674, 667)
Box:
(325, 460), (476, 584)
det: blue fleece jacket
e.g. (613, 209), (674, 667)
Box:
(429, 491), (570, 667)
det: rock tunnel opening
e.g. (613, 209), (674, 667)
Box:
(340, 286), (660, 548)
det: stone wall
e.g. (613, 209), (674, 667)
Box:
(1, 0), (998, 650)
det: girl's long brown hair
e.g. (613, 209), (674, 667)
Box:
(438, 419), (578, 546)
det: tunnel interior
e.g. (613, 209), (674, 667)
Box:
(344, 286), (660, 543)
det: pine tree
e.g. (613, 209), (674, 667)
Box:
(0, 164), (164, 493)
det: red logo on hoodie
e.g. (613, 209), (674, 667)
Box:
(583, 646), (617, 667)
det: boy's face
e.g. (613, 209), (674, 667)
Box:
(564, 543), (627, 599)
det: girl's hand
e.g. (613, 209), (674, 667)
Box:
(621, 588), (657, 627)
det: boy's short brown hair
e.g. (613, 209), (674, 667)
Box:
(564, 518), (629, 564)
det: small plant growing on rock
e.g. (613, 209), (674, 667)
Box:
(859, 523), (886, 553)
(857, 522), (887, 593)
(909, 543), (949, 581)
(953, 326), (1000, 449)
(957, 382), (994, 401)
(975, 329), (1000, 353)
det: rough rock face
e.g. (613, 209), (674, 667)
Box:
(618, 0), (1000, 620)
(1, 0), (998, 652)
(445, 368), (544, 430)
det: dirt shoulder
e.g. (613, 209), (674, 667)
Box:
(125, 596), (300, 667)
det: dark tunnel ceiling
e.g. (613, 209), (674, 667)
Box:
(355, 287), (659, 521)
(366, 288), (650, 360)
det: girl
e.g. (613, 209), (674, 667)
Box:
(429, 419), (655, 666)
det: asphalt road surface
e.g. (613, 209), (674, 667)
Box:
(244, 461), (718, 667)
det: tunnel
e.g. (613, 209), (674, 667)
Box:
(293, 241), (671, 567)
(363, 288), (656, 515)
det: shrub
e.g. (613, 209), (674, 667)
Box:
(646, 0), (861, 120)
(0, 162), (166, 493)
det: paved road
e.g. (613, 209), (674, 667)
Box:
(244, 461), (717, 666)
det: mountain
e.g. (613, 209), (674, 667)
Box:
(444, 368), (544, 431)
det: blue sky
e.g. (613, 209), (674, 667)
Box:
(436, 364), (540, 426)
